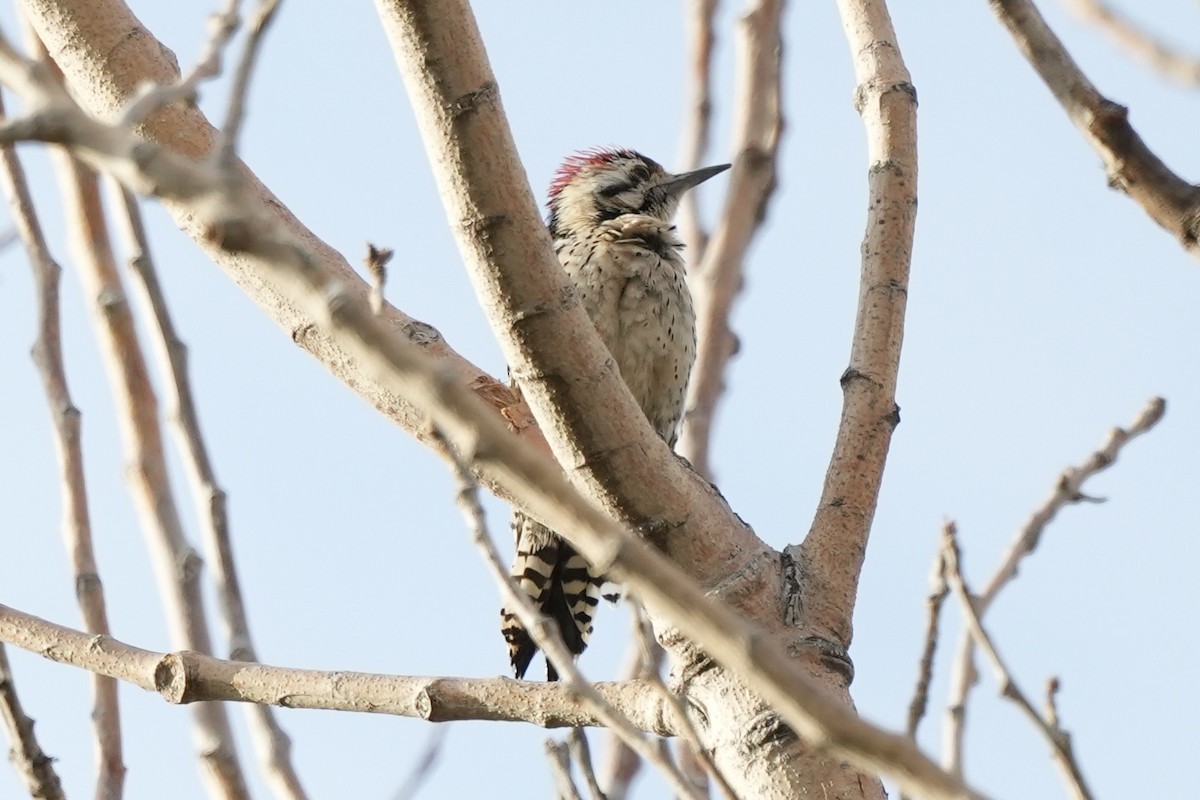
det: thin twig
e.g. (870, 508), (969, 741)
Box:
(1061, 0), (1200, 86)
(630, 604), (738, 800)
(899, 547), (949, 800)
(566, 729), (608, 800)
(598, 636), (661, 800)
(677, 0), (720, 260)
(107, 183), (309, 800)
(50, 142), (250, 800)
(430, 430), (706, 800)
(941, 524), (1094, 800)
(365, 243), (393, 316)
(213, 0), (282, 171)
(392, 727), (448, 800)
(0, 84), (126, 800)
(906, 549), (949, 739)
(0, 644), (65, 800)
(546, 739), (586, 800)
(678, 0), (784, 480)
(119, 0), (244, 126)
(943, 397), (1166, 775)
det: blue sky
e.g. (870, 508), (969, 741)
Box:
(2, 1), (1197, 798)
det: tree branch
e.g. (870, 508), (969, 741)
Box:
(941, 523), (1094, 800)
(676, 0), (720, 261)
(1, 10), (985, 799)
(0, 603), (674, 733)
(803, 0), (917, 644)
(108, 183), (308, 800)
(1061, 0), (1200, 86)
(678, 0), (784, 480)
(433, 431), (703, 800)
(942, 396), (1165, 775)
(51, 146), (249, 799)
(989, 0), (1200, 254)
(0, 644), (65, 800)
(0, 85), (125, 800)
(15, 0), (540, 466)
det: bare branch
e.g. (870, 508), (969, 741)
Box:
(942, 396), (1165, 774)
(630, 605), (737, 800)
(546, 739), (586, 800)
(901, 547), (949, 800)
(676, 0), (720, 259)
(391, 727), (448, 800)
(0, 16), (986, 798)
(16, 0), (540, 471)
(0, 602), (674, 732)
(37, 46), (249, 791)
(566, 730), (608, 800)
(803, 0), (917, 642)
(941, 524), (1094, 800)
(106, 184), (308, 800)
(1062, 0), (1200, 86)
(119, 0), (243, 127)
(431, 431), (704, 800)
(0, 85), (125, 800)
(213, 0), (281, 171)
(989, 0), (1200, 254)
(0, 644), (65, 800)
(598, 638), (660, 800)
(678, 0), (783, 480)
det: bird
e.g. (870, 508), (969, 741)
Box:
(500, 147), (730, 680)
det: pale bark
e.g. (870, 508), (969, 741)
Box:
(0, 603), (675, 732)
(0, 87), (125, 800)
(0, 1), (975, 797)
(989, 0), (1200, 254)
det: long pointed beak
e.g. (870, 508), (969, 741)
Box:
(661, 162), (731, 196)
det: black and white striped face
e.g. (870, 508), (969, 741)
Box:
(547, 148), (729, 238)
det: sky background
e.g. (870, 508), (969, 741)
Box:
(2, 1), (1198, 798)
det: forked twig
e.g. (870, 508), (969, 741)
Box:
(943, 397), (1165, 776)
(941, 524), (1094, 800)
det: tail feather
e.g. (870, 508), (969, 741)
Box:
(501, 512), (603, 680)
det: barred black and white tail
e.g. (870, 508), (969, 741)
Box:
(501, 512), (603, 680)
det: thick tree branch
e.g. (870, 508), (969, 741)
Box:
(989, 0), (1200, 254)
(0, 603), (674, 733)
(0, 87), (125, 800)
(803, 0), (917, 646)
(15, 0), (539, 462)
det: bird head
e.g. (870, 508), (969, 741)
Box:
(547, 147), (730, 237)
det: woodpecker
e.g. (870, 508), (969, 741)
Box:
(500, 148), (730, 680)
